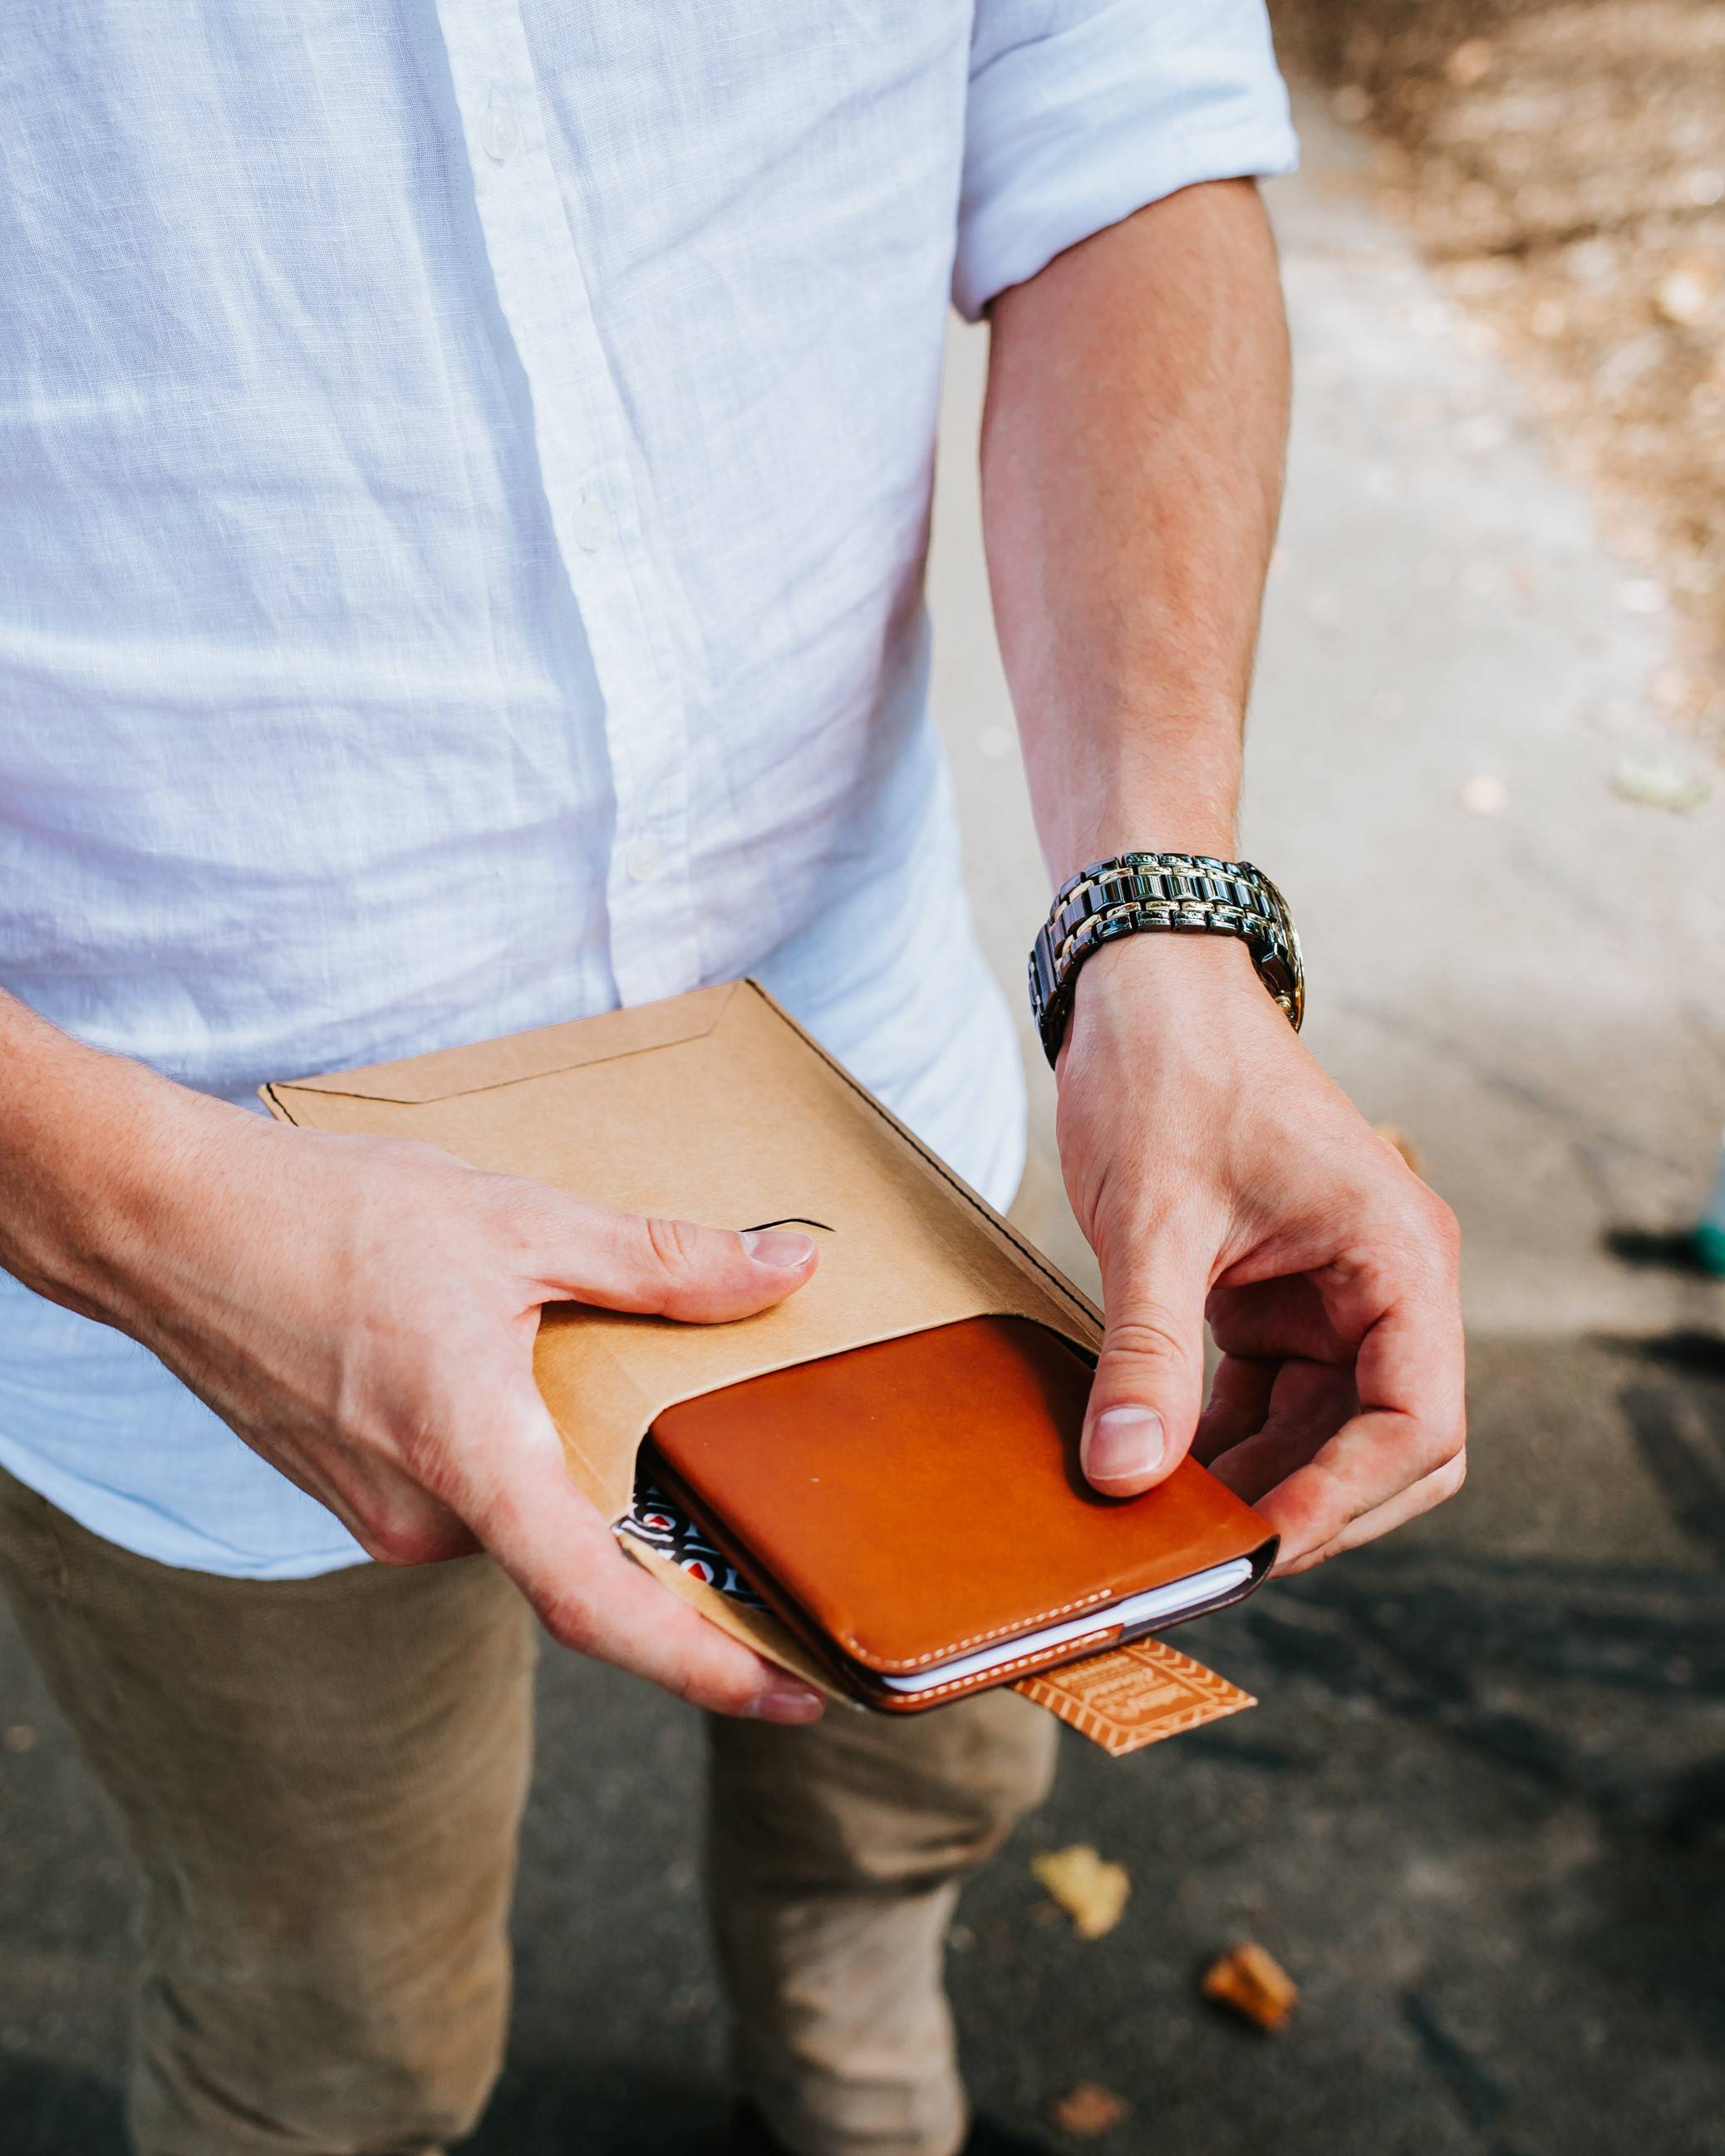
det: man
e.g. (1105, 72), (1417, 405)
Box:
(0, 6), (1465, 2154)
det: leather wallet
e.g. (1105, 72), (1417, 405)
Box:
(643, 1315), (1278, 1712)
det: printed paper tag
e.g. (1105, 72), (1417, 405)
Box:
(1014, 1636), (1256, 1757)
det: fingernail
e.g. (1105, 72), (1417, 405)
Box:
(746, 1681), (825, 1725)
(741, 1229), (816, 1270)
(1084, 1405), (1167, 1486)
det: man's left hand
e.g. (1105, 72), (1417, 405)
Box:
(1054, 931), (1466, 1574)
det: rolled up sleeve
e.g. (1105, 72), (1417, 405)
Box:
(955, 0), (1299, 321)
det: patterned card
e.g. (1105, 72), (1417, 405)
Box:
(1013, 1636), (1256, 1756)
(617, 1475), (769, 1609)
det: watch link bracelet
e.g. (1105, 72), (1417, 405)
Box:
(1028, 852), (1305, 1067)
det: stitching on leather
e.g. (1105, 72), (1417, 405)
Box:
(880, 1627), (1118, 1702)
(838, 1583), (1122, 1669)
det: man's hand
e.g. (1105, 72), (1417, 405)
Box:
(1055, 935), (1464, 1572)
(0, 996), (824, 1721)
(980, 180), (1463, 1564)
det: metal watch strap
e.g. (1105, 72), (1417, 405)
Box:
(1028, 852), (1305, 1068)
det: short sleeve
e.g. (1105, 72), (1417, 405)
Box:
(955, 0), (1299, 321)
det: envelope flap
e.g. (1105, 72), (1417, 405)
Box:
(273, 982), (736, 1104)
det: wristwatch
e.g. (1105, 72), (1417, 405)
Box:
(1028, 851), (1304, 1068)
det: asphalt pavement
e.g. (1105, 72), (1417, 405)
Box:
(4, 89), (1724, 2156)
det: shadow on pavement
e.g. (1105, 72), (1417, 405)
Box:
(461, 2063), (725, 2154)
(0, 2053), (725, 2156)
(0, 2054), (126, 2155)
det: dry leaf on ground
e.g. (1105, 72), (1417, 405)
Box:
(1201, 1940), (1300, 2031)
(1030, 1845), (1130, 1940)
(1049, 2082), (1129, 2136)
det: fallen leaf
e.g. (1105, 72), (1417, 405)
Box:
(1049, 2082), (1128, 2136)
(1201, 1941), (1299, 2031)
(1373, 1123), (1427, 1177)
(1611, 755), (1711, 813)
(1031, 1845), (1130, 1940)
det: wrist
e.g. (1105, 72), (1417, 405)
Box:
(1030, 847), (1303, 1069)
(1044, 816), (1238, 888)
(0, 1030), (238, 1324)
(1059, 931), (1261, 1061)
(1079, 922), (1261, 998)
(1035, 749), (1241, 885)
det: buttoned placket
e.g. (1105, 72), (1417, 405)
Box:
(433, 1), (695, 1007)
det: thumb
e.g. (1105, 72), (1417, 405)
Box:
(1081, 1239), (1211, 1497)
(523, 1191), (819, 1324)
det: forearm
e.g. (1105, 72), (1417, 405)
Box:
(0, 989), (219, 1324)
(980, 178), (1290, 877)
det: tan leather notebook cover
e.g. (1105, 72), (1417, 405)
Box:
(646, 1314), (1277, 1712)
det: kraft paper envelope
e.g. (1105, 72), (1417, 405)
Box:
(262, 980), (1256, 1751)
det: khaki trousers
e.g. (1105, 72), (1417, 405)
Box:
(0, 1465), (1056, 2156)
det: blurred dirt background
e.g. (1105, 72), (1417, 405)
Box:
(1269, 0), (1725, 749)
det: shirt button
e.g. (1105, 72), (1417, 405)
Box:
(625, 837), (661, 882)
(573, 494), (611, 551)
(481, 98), (518, 163)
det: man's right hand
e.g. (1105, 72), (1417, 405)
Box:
(0, 995), (825, 1723)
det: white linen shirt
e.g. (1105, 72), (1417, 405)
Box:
(0, 2), (1295, 1577)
